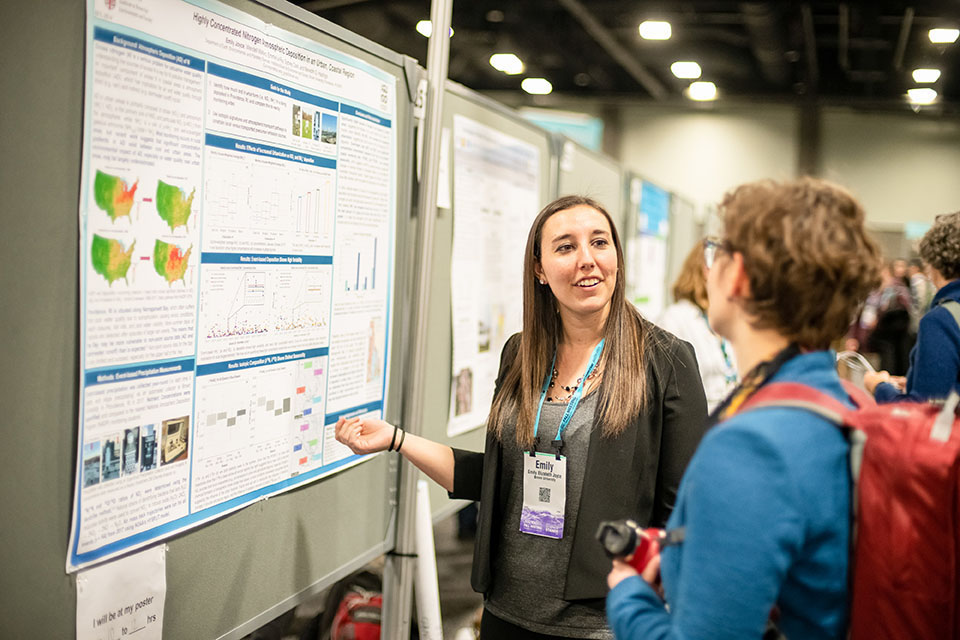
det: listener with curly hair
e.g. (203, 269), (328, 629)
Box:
(606, 178), (882, 640)
(865, 211), (960, 402)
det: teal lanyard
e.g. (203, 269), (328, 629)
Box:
(533, 339), (605, 452)
(700, 310), (737, 384)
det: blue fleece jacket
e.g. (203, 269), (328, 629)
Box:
(875, 279), (960, 403)
(607, 351), (850, 640)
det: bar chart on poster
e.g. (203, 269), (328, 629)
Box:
(69, 0), (399, 572)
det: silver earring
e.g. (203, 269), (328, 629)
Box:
(539, 279), (546, 285)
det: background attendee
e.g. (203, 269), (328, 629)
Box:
(338, 195), (708, 640)
(864, 261), (914, 374)
(865, 212), (960, 402)
(908, 257), (936, 329)
(656, 242), (737, 411)
(606, 178), (881, 640)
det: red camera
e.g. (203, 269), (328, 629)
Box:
(596, 519), (665, 572)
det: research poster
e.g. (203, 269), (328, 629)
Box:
(447, 115), (541, 436)
(628, 179), (670, 319)
(70, 0), (397, 571)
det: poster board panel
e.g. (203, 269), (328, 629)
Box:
(0, 0), (415, 636)
(556, 135), (625, 236)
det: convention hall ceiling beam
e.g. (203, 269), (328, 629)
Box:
(556, 0), (668, 100)
(801, 3), (819, 89)
(892, 7), (915, 71)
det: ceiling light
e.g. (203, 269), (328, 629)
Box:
(415, 20), (453, 38)
(687, 81), (717, 101)
(907, 88), (938, 104)
(671, 61), (701, 79)
(912, 68), (941, 83)
(521, 77), (553, 95)
(928, 28), (959, 44)
(489, 53), (524, 75)
(639, 21), (671, 40)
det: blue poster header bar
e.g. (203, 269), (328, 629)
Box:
(340, 104), (391, 128)
(325, 400), (384, 425)
(197, 347), (329, 376)
(94, 27), (204, 70)
(200, 252), (332, 265)
(85, 358), (195, 387)
(207, 62), (338, 111)
(205, 133), (336, 168)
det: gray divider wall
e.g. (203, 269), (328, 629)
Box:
(555, 135), (626, 239)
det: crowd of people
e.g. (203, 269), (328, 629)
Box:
(335, 179), (960, 640)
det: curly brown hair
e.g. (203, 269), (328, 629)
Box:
(719, 178), (882, 349)
(919, 211), (960, 281)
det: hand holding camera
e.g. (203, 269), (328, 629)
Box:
(598, 519), (683, 593)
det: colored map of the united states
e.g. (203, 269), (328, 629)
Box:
(90, 235), (135, 284)
(156, 180), (195, 231)
(94, 170), (138, 221)
(153, 239), (192, 284)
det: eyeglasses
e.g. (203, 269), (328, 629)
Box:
(703, 238), (722, 269)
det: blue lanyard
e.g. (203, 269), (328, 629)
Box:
(700, 310), (737, 384)
(533, 339), (605, 446)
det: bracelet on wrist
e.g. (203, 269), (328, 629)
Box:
(395, 428), (406, 453)
(388, 425), (399, 452)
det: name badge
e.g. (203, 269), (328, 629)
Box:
(520, 452), (566, 539)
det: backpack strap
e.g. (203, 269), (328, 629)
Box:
(738, 381), (867, 554)
(738, 382), (854, 425)
(941, 299), (960, 330)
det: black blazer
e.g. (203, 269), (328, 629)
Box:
(450, 324), (709, 601)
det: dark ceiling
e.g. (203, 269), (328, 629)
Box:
(293, 1), (960, 113)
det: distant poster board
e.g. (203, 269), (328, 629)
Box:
(447, 115), (541, 436)
(627, 178), (671, 319)
(70, 0), (397, 571)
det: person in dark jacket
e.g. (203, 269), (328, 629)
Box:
(865, 211), (960, 402)
(337, 195), (708, 639)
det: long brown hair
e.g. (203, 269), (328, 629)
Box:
(487, 195), (652, 447)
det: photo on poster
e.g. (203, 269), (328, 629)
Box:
(140, 424), (157, 472)
(478, 314), (492, 353)
(122, 427), (140, 476)
(292, 105), (301, 136)
(82, 442), (102, 488)
(302, 111), (313, 139)
(321, 113), (338, 145)
(160, 416), (189, 465)
(454, 367), (473, 416)
(101, 434), (122, 482)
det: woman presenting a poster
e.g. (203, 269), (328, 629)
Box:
(336, 195), (708, 639)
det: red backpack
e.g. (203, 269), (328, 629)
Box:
(330, 588), (382, 640)
(742, 382), (960, 639)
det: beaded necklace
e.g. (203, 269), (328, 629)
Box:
(546, 365), (602, 403)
